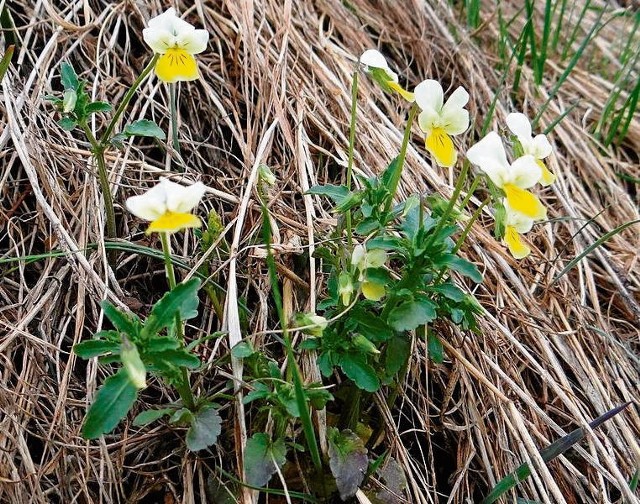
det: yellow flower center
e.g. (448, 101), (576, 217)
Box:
(425, 128), (456, 167)
(503, 184), (546, 220)
(504, 226), (531, 259)
(155, 48), (199, 83)
(146, 211), (201, 234)
(536, 159), (556, 186)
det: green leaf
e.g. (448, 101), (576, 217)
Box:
(306, 184), (349, 204)
(146, 336), (180, 352)
(298, 338), (320, 350)
(384, 335), (411, 379)
(73, 339), (120, 359)
(0, 45), (14, 81)
(381, 156), (400, 190)
(186, 406), (222, 451)
(58, 117), (77, 131)
(446, 256), (483, 283)
(143, 278), (201, 337)
(339, 354), (380, 392)
(328, 428), (368, 500)
(350, 306), (394, 342)
(244, 433), (288, 487)
(133, 408), (174, 427)
(60, 62), (79, 90)
(85, 101), (113, 114)
(101, 300), (139, 336)
(427, 331), (444, 364)
(387, 297), (436, 332)
(123, 119), (166, 140)
(147, 348), (201, 369)
(81, 369), (139, 439)
(231, 341), (255, 358)
(428, 283), (465, 302)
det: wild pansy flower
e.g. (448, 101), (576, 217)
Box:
(467, 132), (546, 220)
(506, 112), (556, 186)
(143, 8), (209, 83)
(502, 200), (534, 259)
(414, 79), (469, 168)
(126, 178), (206, 234)
(351, 244), (387, 301)
(360, 49), (414, 102)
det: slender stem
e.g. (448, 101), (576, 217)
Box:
(81, 123), (117, 263)
(160, 232), (195, 410)
(345, 70), (359, 250)
(169, 83), (181, 155)
(99, 54), (159, 145)
(383, 104), (419, 214)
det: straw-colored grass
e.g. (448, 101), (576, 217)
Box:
(1, 0), (638, 502)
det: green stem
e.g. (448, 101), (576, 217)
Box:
(81, 123), (117, 263)
(160, 232), (195, 410)
(99, 54), (159, 145)
(169, 83), (181, 156)
(383, 104), (418, 214)
(345, 70), (359, 250)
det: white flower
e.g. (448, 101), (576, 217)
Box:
(143, 8), (209, 83)
(359, 49), (414, 102)
(414, 79), (469, 167)
(350, 245), (387, 301)
(126, 178), (206, 234)
(506, 112), (555, 186)
(467, 132), (546, 220)
(502, 199), (534, 259)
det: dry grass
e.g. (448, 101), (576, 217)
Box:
(1, 0), (639, 503)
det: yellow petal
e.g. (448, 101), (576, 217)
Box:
(503, 183), (546, 220)
(536, 159), (556, 186)
(155, 48), (199, 83)
(425, 128), (457, 167)
(361, 281), (385, 301)
(387, 81), (415, 102)
(146, 211), (201, 234)
(504, 225), (531, 259)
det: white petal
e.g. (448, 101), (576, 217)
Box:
(147, 8), (178, 32)
(165, 180), (206, 213)
(414, 80), (443, 114)
(443, 86), (469, 111)
(143, 27), (176, 53)
(360, 49), (390, 71)
(506, 112), (532, 140)
(508, 155), (542, 189)
(417, 108), (440, 133)
(503, 199), (534, 233)
(442, 107), (469, 135)
(351, 244), (366, 270)
(531, 134), (552, 159)
(177, 29), (209, 54)
(126, 183), (168, 221)
(466, 132), (510, 187)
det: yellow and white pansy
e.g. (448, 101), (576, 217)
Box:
(502, 200), (534, 259)
(414, 79), (470, 168)
(467, 132), (546, 220)
(126, 178), (206, 234)
(143, 8), (209, 83)
(506, 112), (556, 186)
(359, 49), (414, 102)
(351, 244), (388, 301)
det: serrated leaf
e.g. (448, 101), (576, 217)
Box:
(339, 354), (380, 392)
(350, 306), (394, 342)
(123, 119), (166, 140)
(85, 101), (113, 114)
(100, 301), (139, 336)
(81, 369), (138, 439)
(429, 283), (465, 302)
(58, 117), (77, 131)
(60, 62), (78, 90)
(244, 433), (288, 487)
(143, 278), (201, 337)
(186, 406), (222, 451)
(387, 297), (436, 332)
(73, 339), (120, 359)
(147, 349), (201, 369)
(146, 336), (180, 352)
(445, 256), (483, 283)
(306, 184), (349, 204)
(384, 335), (411, 379)
(427, 331), (444, 364)
(133, 408), (174, 427)
(328, 428), (368, 500)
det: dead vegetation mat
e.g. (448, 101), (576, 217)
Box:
(1, 0), (639, 503)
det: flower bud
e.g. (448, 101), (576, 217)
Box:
(62, 89), (77, 113)
(338, 271), (354, 306)
(352, 334), (380, 355)
(121, 337), (147, 389)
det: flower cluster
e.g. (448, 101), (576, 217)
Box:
(467, 114), (554, 259)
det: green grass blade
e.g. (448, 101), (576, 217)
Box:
(481, 403), (632, 504)
(542, 100), (580, 134)
(630, 468), (639, 493)
(552, 219), (640, 285)
(537, 0), (553, 83)
(0, 45), (14, 80)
